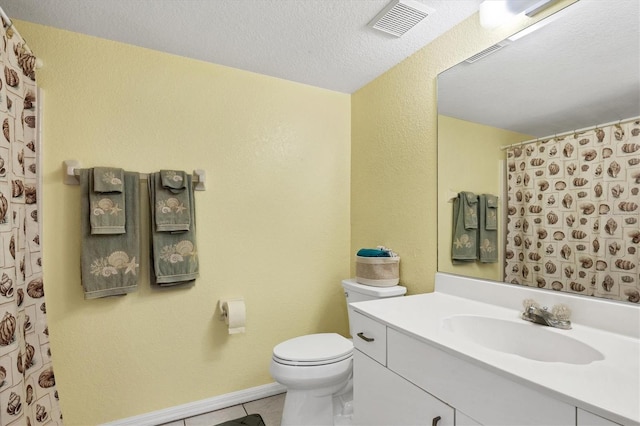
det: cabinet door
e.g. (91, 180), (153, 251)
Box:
(577, 408), (622, 426)
(353, 350), (454, 426)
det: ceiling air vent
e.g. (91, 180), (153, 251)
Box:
(368, 0), (435, 37)
(464, 42), (509, 64)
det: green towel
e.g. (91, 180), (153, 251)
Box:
(90, 167), (126, 234)
(452, 191), (478, 263)
(81, 169), (140, 299)
(153, 170), (191, 232)
(356, 248), (391, 257)
(462, 191), (478, 229)
(149, 172), (199, 286)
(485, 194), (498, 230)
(479, 194), (498, 263)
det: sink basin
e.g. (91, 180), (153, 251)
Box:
(441, 315), (605, 364)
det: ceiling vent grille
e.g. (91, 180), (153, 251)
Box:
(464, 42), (509, 63)
(368, 0), (435, 37)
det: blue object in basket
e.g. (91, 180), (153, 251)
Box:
(356, 248), (391, 257)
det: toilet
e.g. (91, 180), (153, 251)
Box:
(270, 279), (407, 426)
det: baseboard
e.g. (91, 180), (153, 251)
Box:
(103, 382), (287, 426)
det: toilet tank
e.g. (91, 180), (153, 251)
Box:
(342, 279), (406, 337)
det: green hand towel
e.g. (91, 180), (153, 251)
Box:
(153, 170), (191, 232)
(452, 192), (478, 263)
(149, 173), (199, 286)
(81, 169), (140, 299)
(90, 167), (126, 234)
(485, 194), (498, 230)
(463, 191), (478, 229)
(160, 169), (187, 192)
(479, 194), (498, 263)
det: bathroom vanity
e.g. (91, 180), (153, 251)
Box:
(350, 273), (640, 426)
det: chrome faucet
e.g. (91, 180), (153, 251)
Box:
(521, 299), (572, 330)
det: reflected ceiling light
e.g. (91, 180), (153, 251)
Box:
(479, 0), (559, 29)
(507, 4), (573, 41)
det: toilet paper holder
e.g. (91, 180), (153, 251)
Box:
(218, 298), (246, 334)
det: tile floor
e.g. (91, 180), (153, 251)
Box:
(161, 393), (285, 426)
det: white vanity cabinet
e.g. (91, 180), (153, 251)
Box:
(352, 310), (457, 426)
(352, 310), (577, 426)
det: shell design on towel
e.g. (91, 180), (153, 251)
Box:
(159, 240), (197, 264)
(90, 251), (138, 277)
(101, 171), (122, 186)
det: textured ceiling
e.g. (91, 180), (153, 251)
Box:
(438, 0), (640, 137)
(2, 0), (482, 94)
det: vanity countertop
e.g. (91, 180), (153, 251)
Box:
(351, 273), (640, 425)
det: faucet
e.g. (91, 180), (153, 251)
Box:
(521, 299), (572, 330)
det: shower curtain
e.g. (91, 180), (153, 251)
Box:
(504, 119), (640, 304)
(0, 19), (63, 425)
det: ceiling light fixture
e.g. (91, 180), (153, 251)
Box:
(479, 0), (559, 29)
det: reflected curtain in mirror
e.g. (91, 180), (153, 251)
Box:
(504, 118), (640, 304)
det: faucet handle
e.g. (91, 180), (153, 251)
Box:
(552, 303), (572, 321)
(522, 298), (540, 311)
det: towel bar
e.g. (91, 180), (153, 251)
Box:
(63, 160), (206, 191)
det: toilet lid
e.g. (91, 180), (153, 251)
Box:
(273, 333), (353, 366)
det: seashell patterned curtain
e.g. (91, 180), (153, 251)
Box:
(0, 19), (63, 425)
(504, 118), (640, 304)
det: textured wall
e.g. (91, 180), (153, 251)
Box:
(351, 1), (577, 294)
(17, 21), (351, 425)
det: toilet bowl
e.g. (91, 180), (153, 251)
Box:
(270, 279), (406, 426)
(270, 333), (354, 426)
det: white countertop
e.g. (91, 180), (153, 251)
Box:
(351, 273), (640, 425)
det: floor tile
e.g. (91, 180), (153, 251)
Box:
(184, 404), (247, 426)
(243, 393), (285, 426)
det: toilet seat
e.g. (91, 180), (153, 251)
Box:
(273, 333), (353, 366)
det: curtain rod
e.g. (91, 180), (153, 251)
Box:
(499, 115), (640, 151)
(0, 5), (43, 69)
(0, 6), (13, 28)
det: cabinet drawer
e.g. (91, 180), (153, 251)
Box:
(351, 310), (387, 365)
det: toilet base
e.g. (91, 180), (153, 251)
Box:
(281, 379), (353, 426)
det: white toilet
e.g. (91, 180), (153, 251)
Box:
(270, 279), (407, 426)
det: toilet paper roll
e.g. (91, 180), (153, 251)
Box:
(220, 298), (246, 334)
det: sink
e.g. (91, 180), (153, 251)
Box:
(441, 315), (605, 365)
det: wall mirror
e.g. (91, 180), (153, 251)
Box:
(437, 0), (640, 303)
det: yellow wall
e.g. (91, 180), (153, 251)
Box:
(351, 1), (576, 295)
(437, 115), (532, 281)
(17, 21), (351, 425)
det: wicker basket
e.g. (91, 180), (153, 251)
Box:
(355, 255), (400, 287)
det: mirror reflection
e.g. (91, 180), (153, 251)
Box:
(437, 0), (640, 303)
